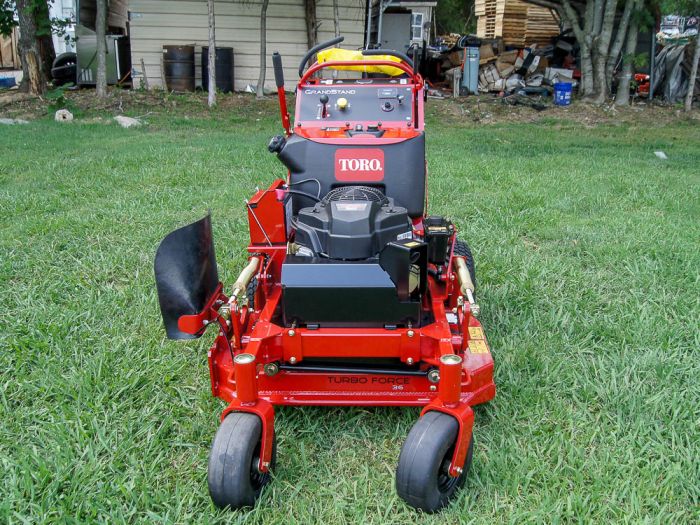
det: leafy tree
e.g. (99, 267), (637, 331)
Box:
(2, 0), (55, 94)
(436, 0), (476, 35)
(0, 1), (16, 36)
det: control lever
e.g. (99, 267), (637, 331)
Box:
(320, 94), (329, 118)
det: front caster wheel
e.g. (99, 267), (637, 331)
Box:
(396, 411), (474, 513)
(207, 412), (275, 509)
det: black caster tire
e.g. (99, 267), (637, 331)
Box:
(396, 411), (474, 513)
(207, 412), (275, 509)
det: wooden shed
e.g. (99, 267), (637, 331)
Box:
(128, 0), (367, 91)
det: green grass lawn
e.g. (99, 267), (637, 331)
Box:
(1, 97), (699, 523)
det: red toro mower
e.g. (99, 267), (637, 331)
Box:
(155, 36), (495, 513)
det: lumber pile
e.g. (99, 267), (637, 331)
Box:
(475, 0), (560, 47)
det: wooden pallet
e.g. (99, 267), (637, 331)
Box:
(476, 0), (560, 47)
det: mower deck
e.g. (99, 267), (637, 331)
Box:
(209, 297), (494, 408)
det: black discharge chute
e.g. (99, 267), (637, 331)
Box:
(154, 215), (219, 339)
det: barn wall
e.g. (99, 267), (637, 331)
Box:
(128, 0), (367, 91)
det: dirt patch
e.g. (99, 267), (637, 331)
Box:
(1, 86), (697, 127)
(428, 93), (700, 127)
(0, 91), (39, 108)
(0, 88), (277, 122)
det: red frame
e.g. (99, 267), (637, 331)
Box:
(183, 56), (495, 476)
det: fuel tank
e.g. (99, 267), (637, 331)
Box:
(274, 133), (426, 218)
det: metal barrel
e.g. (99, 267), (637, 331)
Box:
(202, 46), (234, 93)
(163, 45), (195, 92)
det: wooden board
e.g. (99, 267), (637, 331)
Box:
(0, 27), (20, 69)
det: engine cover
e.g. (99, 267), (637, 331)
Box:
(294, 186), (412, 260)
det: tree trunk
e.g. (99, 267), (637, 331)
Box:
(614, 7), (639, 107)
(559, 0), (595, 97)
(256, 0), (269, 99)
(207, 0), (216, 107)
(38, 34), (54, 81)
(304, 0), (317, 51)
(35, 1), (55, 80)
(605, 0), (635, 83)
(685, 36), (700, 112)
(592, 0), (604, 36)
(16, 0), (47, 94)
(593, 0), (618, 103)
(95, 0), (107, 98)
(580, 43), (595, 97)
(333, 0), (340, 38)
(581, 0), (596, 97)
(593, 52), (608, 101)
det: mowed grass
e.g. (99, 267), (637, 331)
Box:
(1, 97), (699, 524)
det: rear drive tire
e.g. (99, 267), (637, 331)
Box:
(207, 412), (275, 509)
(453, 239), (476, 292)
(246, 276), (258, 310)
(396, 411), (473, 513)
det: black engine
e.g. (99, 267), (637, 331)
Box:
(293, 186), (412, 260)
(281, 186), (427, 328)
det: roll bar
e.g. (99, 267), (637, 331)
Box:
(300, 60), (422, 87)
(298, 36), (345, 77)
(299, 36), (416, 78)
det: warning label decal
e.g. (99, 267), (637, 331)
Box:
(469, 340), (489, 354)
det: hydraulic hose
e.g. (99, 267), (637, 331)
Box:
(232, 256), (262, 300)
(361, 48), (414, 70)
(298, 36), (345, 77)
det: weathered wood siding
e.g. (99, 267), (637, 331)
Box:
(129, 0), (367, 91)
(0, 27), (20, 69)
(78, 0), (129, 31)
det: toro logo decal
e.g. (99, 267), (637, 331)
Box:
(334, 149), (385, 182)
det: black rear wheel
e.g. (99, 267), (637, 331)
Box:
(453, 239), (476, 292)
(207, 412), (275, 509)
(396, 411), (474, 513)
(246, 276), (258, 310)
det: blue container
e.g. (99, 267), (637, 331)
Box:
(553, 82), (572, 106)
(0, 77), (16, 89)
(461, 46), (480, 95)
